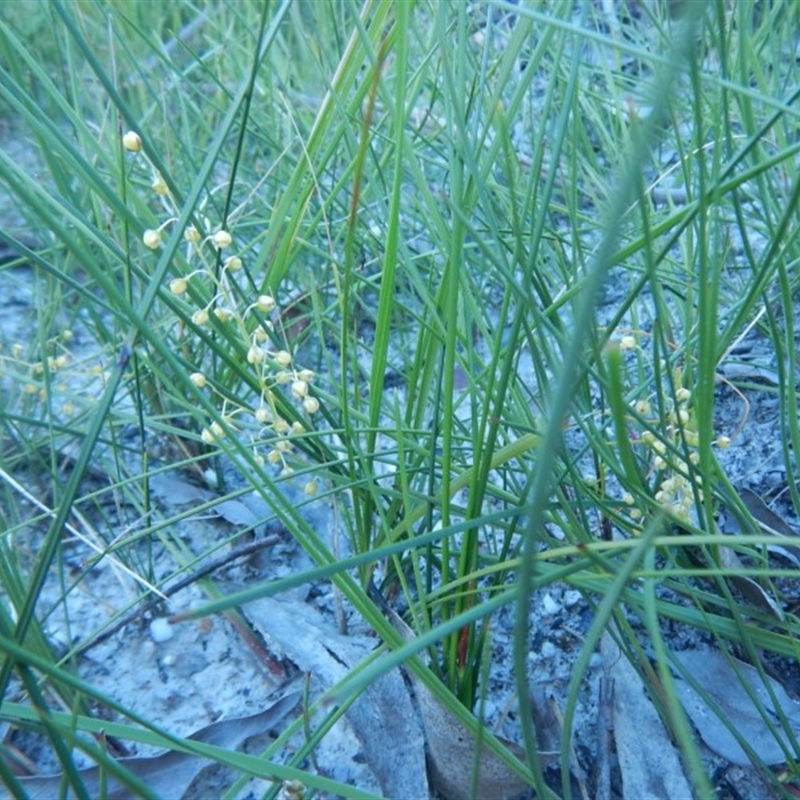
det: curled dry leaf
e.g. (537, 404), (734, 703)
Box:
(370, 584), (531, 800)
(17, 691), (300, 800)
(414, 674), (532, 800)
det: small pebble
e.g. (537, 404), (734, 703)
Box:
(563, 590), (582, 608)
(541, 640), (557, 659)
(541, 593), (560, 616)
(150, 617), (174, 643)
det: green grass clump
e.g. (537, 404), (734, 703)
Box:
(2, 1), (800, 797)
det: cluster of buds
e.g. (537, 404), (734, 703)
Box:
(616, 337), (731, 524)
(0, 329), (103, 417)
(123, 130), (321, 490)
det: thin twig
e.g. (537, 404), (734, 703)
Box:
(73, 534), (281, 656)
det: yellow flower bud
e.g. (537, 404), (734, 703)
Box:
(210, 421), (225, 439)
(224, 256), (242, 271)
(274, 350), (292, 367)
(303, 396), (320, 414)
(122, 131), (142, 152)
(619, 335), (637, 351)
(184, 226), (201, 244)
(151, 173), (168, 195)
(716, 435), (731, 449)
(192, 309), (209, 326)
(292, 421), (305, 434)
(214, 307), (230, 322)
(256, 295), (275, 313)
(304, 480), (318, 498)
(212, 230), (233, 249)
(267, 449), (282, 464)
(143, 229), (161, 249)
(190, 372), (207, 388)
(170, 277), (188, 295)
(247, 346), (265, 365)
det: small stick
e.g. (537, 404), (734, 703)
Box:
(596, 675), (615, 800)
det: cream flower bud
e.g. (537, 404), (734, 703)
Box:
(212, 230), (233, 249)
(297, 369), (315, 383)
(192, 309), (209, 326)
(201, 427), (214, 444)
(256, 295), (275, 313)
(170, 277), (188, 295)
(716, 435), (731, 449)
(304, 480), (318, 498)
(210, 421), (225, 439)
(267, 449), (282, 464)
(143, 229), (161, 249)
(302, 396), (320, 414)
(190, 372), (207, 388)
(122, 131), (142, 152)
(619, 335), (636, 351)
(214, 307), (230, 322)
(273, 417), (290, 434)
(292, 421), (305, 434)
(224, 256), (242, 271)
(676, 387), (691, 403)
(184, 226), (201, 243)
(274, 350), (292, 367)
(254, 406), (270, 424)
(247, 346), (265, 365)
(291, 380), (308, 399)
(151, 174), (168, 195)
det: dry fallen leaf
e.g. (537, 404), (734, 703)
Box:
(600, 633), (692, 799)
(673, 648), (800, 766)
(17, 691), (300, 800)
(414, 674), (532, 800)
(244, 592), (429, 800)
(369, 584), (531, 800)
